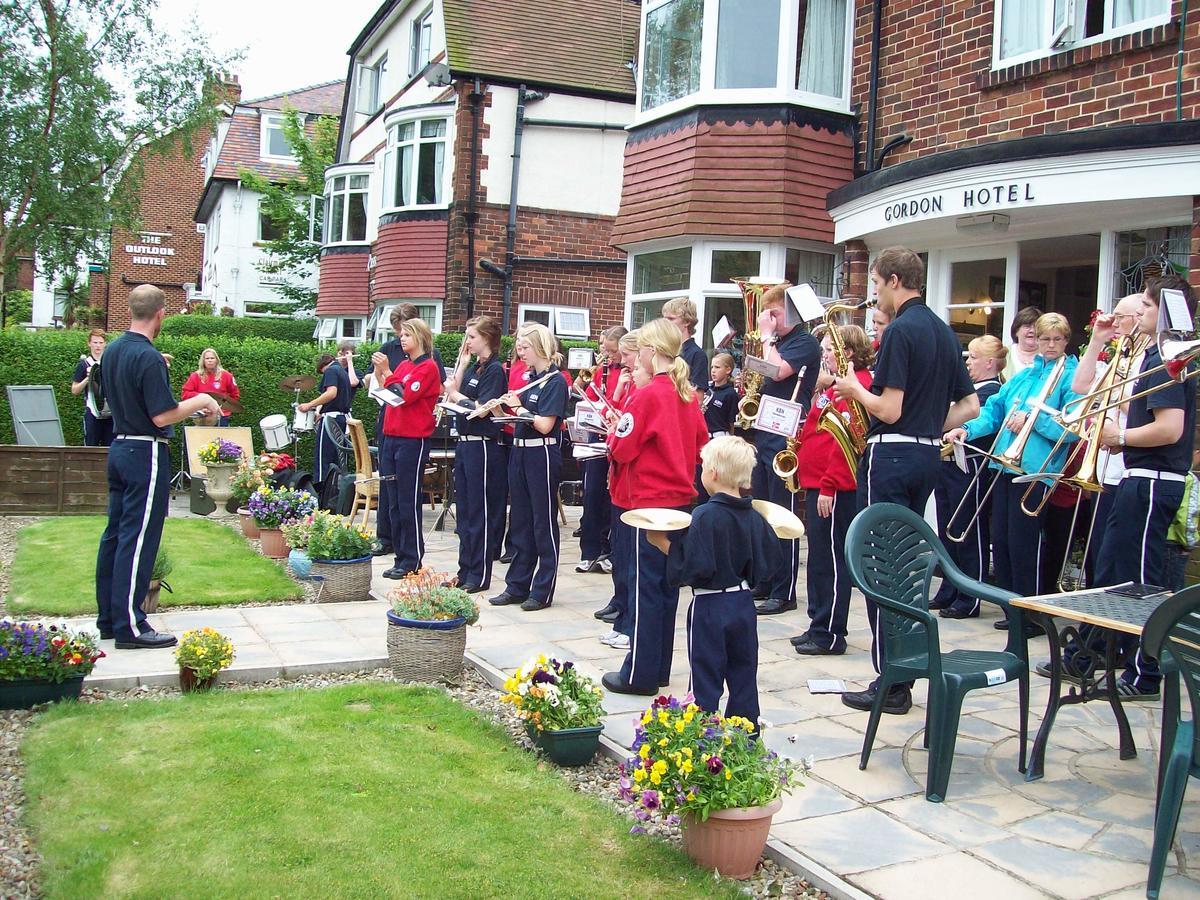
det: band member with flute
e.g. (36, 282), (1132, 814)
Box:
(751, 286), (820, 616)
(489, 323), (569, 612)
(792, 325), (873, 656)
(443, 316), (506, 593)
(1094, 276), (1196, 701)
(835, 248), (978, 716)
(372, 318), (440, 579)
(602, 319), (708, 695)
(931, 335), (1006, 618)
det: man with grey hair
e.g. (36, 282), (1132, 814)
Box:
(95, 285), (220, 649)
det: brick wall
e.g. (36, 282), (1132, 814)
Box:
(855, 0), (1200, 166)
(103, 131), (208, 331)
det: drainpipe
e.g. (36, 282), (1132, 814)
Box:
(466, 77), (483, 318)
(866, 0), (884, 173)
(1178, 0), (1190, 121)
(498, 84), (545, 336)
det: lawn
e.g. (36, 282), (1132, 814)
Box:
(6, 516), (302, 616)
(21, 683), (740, 900)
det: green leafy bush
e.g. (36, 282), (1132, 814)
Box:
(160, 314), (318, 343)
(305, 511), (374, 561)
(3, 290), (33, 327)
(387, 569), (480, 624)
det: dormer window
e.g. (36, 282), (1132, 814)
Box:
(260, 113), (296, 161)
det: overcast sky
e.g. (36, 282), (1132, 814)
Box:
(156, 0), (383, 101)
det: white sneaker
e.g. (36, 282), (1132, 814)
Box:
(599, 629), (619, 644)
(608, 633), (630, 650)
(597, 557), (613, 574)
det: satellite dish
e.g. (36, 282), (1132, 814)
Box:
(424, 62), (451, 87)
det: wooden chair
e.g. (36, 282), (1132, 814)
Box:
(345, 418), (378, 527)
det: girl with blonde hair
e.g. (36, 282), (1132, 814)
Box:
(181, 347), (240, 425)
(602, 318), (708, 696)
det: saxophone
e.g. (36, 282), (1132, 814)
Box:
(731, 277), (788, 430)
(814, 306), (870, 473)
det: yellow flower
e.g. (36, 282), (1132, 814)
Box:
(650, 772), (662, 785)
(724, 768), (732, 781)
(638, 744), (650, 760)
(657, 710), (668, 725)
(652, 760), (667, 776)
(681, 760), (693, 774)
(633, 768), (646, 783)
(683, 747), (693, 758)
(674, 720), (685, 733)
(683, 709), (695, 724)
(641, 710), (652, 725)
(657, 737), (668, 747)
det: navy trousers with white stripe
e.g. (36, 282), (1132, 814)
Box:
(856, 442), (940, 677)
(453, 439), (505, 589)
(579, 456), (611, 561)
(619, 525), (682, 691)
(804, 489), (856, 652)
(990, 472), (1047, 599)
(751, 449), (801, 602)
(492, 437), (511, 559)
(687, 588), (759, 722)
(932, 457), (991, 615)
(504, 444), (561, 604)
(96, 439), (170, 641)
(1096, 476), (1184, 691)
(314, 412), (347, 485)
(610, 504), (635, 634)
(380, 435), (429, 574)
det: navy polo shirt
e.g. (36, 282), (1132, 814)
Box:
(102, 332), (177, 439)
(320, 362), (353, 414)
(868, 298), (974, 439)
(515, 366), (568, 440)
(457, 356), (506, 439)
(756, 326), (820, 454)
(681, 337), (709, 391)
(703, 381), (739, 434)
(1124, 347), (1197, 474)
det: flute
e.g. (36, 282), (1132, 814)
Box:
(467, 369), (557, 419)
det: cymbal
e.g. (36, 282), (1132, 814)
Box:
(279, 374), (318, 392)
(203, 390), (244, 415)
(620, 508), (693, 531)
(751, 499), (806, 539)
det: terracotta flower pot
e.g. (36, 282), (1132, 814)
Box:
(179, 667), (218, 693)
(258, 527), (288, 558)
(680, 797), (782, 880)
(239, 508), (260, 539)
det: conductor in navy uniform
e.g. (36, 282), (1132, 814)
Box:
(95, 285), (221, 649)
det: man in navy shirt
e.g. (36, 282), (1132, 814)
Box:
(663, 297), (709, 391)
(752, 286), (820, 615)
(96, 285), (221, 649)
(299, 352), (354, 489)
(834, 248), (978, 714)
(1093, 275), (1197, 701)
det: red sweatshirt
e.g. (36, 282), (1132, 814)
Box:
(181, 370), (240, 413)
(382, 356), (440, 438)
(797, 369), (872, 495)
(607, 373), (708, 509)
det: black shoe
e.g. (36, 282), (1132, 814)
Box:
(939, 607), (979, 619)
(993, 618), (1009, 630)
(372, 544), (394, 558)
(572, 527), (582, 538)
(594, 601), (618, 620)
(115, 629), (178, 650)
(794, 639), (845, 656)
(928, 595), (954, 611)
(601, 672), (657, 696)
(460, 584), (484, 594)
(99, 630), (114, 641)
(598, 608), (620, 624)
(488, 591), (525, 606)
(520, 597), (551, 611)
(755, 598), (798, 616)
(789, 630), (813, 646)
(841, 685), (912, 715)
(499, 554), (514, 564)
(382, 567), (411, 580)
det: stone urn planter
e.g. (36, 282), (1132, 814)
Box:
(238, 507), (260, 539)
(680, 798), (782, 879)
(0, 676), (85, 710)
(258, 527), (288, 559)
(203, 462), (237, 506)
(524, 723), (603, 767)
(310, 555), (371, 602)
(385, 610), (467, 683)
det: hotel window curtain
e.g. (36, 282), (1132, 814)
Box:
(796, 0), (848, 98)
(997, 0), (1044, 59)
(1112, 0), (1165, 26)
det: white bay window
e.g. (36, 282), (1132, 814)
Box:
(322, 167), (370, 245)
(382, 113), (451, 211)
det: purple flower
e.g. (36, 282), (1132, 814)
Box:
(707, 757), (724, 774)
(633, 808), (651, 822)
(630, 825), (647, 835)
(531, 669), (557, 685)
(641, 790), (661, 811)
(665, 814), (680, 826)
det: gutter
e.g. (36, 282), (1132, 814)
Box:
(866, 0), (884, 173)
(466, 77), (483, 318)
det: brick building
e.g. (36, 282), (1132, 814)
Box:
(316, 0), (637, 343)
(827, 0), (1200, 344)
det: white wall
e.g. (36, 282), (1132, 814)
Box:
(198, 184), (318, 313)
(482, 86), (632, 216)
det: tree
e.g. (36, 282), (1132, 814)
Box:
(0, 0), (234, 323)
(238, 107), (338, 313)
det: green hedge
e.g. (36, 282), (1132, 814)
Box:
(159, 314), (318, 344)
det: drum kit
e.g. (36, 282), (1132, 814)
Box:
(260, 375), (320, 454)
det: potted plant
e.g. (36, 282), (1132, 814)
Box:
(502, 656), (606, 766)
(143, 548), (174, 613)
(305, 511), (375, 602)
(174, 627), (235, 692)
(231, 460), (268, 538)
(0, 621), (105, 709)
(282, 516), (314, 580)
(620, 696), (801, 880)
(247, 486), (317, 559)
(385, 569), (479, 683)
(197, 438), (244, 506)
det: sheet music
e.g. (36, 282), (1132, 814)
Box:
(787, 283), (827, 323)
(1161, 288), (1192, 333)
(712, 316), (734, 349)
(369, 383), (404, 407)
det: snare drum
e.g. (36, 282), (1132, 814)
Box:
(260, 414), (291, 452)
(292, 403), (317, 433)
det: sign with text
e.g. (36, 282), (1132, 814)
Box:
(752, 395), (805, 438)
(124, 233), (175, 268)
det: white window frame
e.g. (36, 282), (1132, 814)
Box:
(341, 317), (365, 341)
(516, 304), (591, 339)
(322, 165), (372, 246)
(308, 195), (324, 243)
(992, 0), (1172, 68)
(635, 0), (854, 124)
(409, 6), (434, 76)
(381, 109), (453, 213)
(315, 318), (337, 340)
(370, 300), (444, 342)
(356, 54), (386, 116)
(260, 113), (297, 162)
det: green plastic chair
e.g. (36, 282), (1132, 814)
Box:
(844, 503), (1030, 802)
(1139, 585), (1200, 899)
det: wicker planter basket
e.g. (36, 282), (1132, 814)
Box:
(386, 610), (466, 683)
(309, 556), (371, 602)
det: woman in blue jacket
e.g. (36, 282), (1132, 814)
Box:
(945, 312), (1080, 600)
